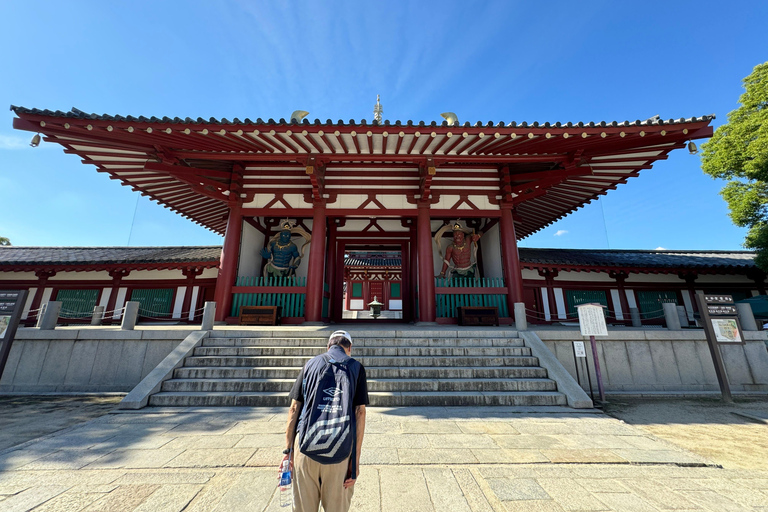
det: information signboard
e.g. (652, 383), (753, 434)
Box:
(0, 290), (28, 379)
(694, 292), (742, 402)
(573, 341), (586, 358)
(576, 303), (608, 337)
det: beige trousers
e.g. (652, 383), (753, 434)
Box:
(292, 449), (354, 512)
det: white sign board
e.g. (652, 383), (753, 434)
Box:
(711, 318), (742, 343)
(576, 303), (608, 337)
(573, 341), (586, 358)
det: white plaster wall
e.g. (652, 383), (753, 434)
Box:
(522, 269), (544, 281)
(200, 268), (218, 279)
(554, 271), (616, 283)
(172, 287), (186, 319)
(238, 219), (265, 278)
(188, 286), (200, 320)
(625, 274), (686, 284)
(21, 288), (37, 319)
(480, 223), (503, 279)
(694, 274), (756, 284)
(0, 272), (38, 281)
(114, 288), (128, 319)
(49, 271), (112, 281)
(123, 270), (187, 281)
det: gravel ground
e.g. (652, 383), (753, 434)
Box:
(603, 397), (768, 470)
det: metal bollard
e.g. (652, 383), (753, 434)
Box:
(736, 302), (758, 331)
(39, 301), (62, 330)
(121, 302), (140, 330)
(663, 302), (681, 330)
(514, 302), (527, 331)
(201, 301), (216, 330)
(91, 305), (105, 326)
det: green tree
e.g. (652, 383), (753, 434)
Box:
(0, 237), (10, 246)
(702, 62), (768, 269)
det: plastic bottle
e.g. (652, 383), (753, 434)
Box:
(279, 458), (292, 508)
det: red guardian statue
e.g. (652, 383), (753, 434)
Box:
(435, 221), (482, 279)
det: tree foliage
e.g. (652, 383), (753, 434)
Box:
(702, 62), (768, 268)
(0, 237), (10, 246)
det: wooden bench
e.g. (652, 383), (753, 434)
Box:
(457, 306), (499, 326)
(239, 305), (281, 326)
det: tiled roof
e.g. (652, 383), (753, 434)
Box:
(0, 246), (756, 271)
(518, 248), (757, 270)
(10, 106), (715, 129)
(0, 246), (221, 266)
(344, 258), (402, 267)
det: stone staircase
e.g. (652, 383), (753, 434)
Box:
(148, 332), (568, 407)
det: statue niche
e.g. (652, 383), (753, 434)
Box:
(260, 220), (311, 278)
(434, 221), (482, 279)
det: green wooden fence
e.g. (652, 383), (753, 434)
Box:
(565, 290), (609, 318)
(636, 290), (678, 320)
(231, 276), (307, 317)
(435, 277), (509, 318)
(56, 289), (99, 318)
(130, 288), (174, 318)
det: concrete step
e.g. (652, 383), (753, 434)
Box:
(173, 366), (550, 380)
(148, 390), (567, 407)
(202, 337), (525, 348)
(183, 355), (541, 368)
(160, 377), (558, 393)
(193, 346), (532, 357)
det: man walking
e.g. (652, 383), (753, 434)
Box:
(283, 330), (369, 512)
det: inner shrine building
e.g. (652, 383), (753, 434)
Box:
(9, 106), (718, 325)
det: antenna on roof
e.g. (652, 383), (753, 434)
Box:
(373, 95), (383, 123)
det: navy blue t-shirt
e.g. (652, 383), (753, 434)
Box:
(289, 347), (369, 407)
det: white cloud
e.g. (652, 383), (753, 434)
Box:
(655, 246), (666, 250)
(0, 135), (28, 150)
(554, 230), (568, 237)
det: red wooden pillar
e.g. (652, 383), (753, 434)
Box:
(499, 205), (524, 310)
(102, 269), (129, 325)
(416, 202), (436, 322)
(181, 266), (203, 323)
(326, 221), (338, 322)
(538, 269), (559, 321)
(27, 270), (56, 325)
(305, 200), (327, 323)
(610, 270), (632, 323)
(214, 203), (243, 321)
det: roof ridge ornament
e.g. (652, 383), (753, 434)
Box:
(290, 110), (309, 123)
(373, 95), (383, 123)
(440, 112), (459, 126)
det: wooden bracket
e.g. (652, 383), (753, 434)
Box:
(419, 158), (437, 199)
(306, 157), (326, 201)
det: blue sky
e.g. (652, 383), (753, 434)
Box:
(1, 1), (766, 250)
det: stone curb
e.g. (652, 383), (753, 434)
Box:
(520, 331), (594, 409)
(118, 331), (208, 409)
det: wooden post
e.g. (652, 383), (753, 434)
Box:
(417, 202), (436, 322)
(305, 200), (327, 323)
(27, 270), (55, 326)
(326, 221), (338, 322)
(214, 202), (242, 321)
(499, 205), (524, 309)
(104, 269), (129, 325)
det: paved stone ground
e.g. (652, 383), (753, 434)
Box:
(0, 396), (122, 452)
(0, 402), (767, 511)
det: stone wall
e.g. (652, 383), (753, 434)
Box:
(538, 329), (768, 394)
(0, 329), (194, 393)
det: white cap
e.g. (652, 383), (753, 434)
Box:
(330, 330), (353, 345)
